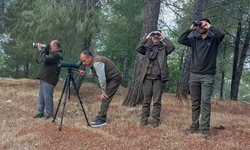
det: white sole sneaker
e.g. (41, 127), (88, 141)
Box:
(91, 122), (107, 127)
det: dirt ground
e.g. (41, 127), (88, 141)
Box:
(0, 78), (250, 150)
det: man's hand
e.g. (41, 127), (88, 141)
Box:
(78, 70), (87, 76)
(100, 92), (108, 100)
(37, 43), (43, 50)
(190, 24), (197, 30)
(146, 32), (153, 39)
(201, 21), (211, 29)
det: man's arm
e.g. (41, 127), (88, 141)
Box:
(93, 62), (107, 94)
(178, 29), (193, 47)
(162, 38), (175, 54)
(39, 50), (62, 63)
(136, 39), (148, 55)
(209, 26), (225, 44)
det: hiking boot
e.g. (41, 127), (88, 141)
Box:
(33, 113), (44, 118)
(185, 128), (199, 135)
(91, 118), (107, 127)
(201, 130), (210, 139)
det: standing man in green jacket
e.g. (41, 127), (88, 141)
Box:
(33, 40), (63, 120)
(137, 30), (175, 128)
(78, 51), (122, 127)
(178, 18), (225, 138)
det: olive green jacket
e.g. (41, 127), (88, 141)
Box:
(36, 49), (63, 86)
(137, 38), (175, 82)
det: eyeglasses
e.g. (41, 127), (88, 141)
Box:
(151, 33), (161, 36)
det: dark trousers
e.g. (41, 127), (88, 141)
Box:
(189, 73), (214, 131)
(141, 79), (165, 123)
(98, 74), (122, 121)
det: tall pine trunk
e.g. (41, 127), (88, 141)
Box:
(231, 20), (242, 100)
(231, 20), (250, 100)
(123, 0), (161, 106)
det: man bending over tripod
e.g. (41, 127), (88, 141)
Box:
(78, 51), (122, 127)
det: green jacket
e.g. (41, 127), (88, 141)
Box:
(137, 38), (175, 82)
(36, 49), (63, 86)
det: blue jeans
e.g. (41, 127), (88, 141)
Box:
(37, 80), (54, 116)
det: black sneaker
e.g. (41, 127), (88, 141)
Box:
(91, 117), (100, 124)
(140, 121), (147, 126)
(91, 118), (107, 127)
(33, 114), (44, 118)
(152, 122), (159, 128)
(45, 115), (53, 120)
(201, 130), (210, 139)
(185, 128), (199, 135)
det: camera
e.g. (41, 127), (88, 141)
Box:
(192, 21), (202, 27)
(151, 33), (161, 36)
(58, 60), (82, 69)
(32, 43), (47, 48)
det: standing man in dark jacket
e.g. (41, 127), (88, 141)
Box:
(137, 30), (175, 128)
(178, 18), (225, 138)
(33, 40), (63, 120)
(78, 51), (122, 127)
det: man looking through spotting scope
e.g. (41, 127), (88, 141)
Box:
(33, 40), (63, 120)
(78, 51), (122, 127)
(178, 18), (225, 138)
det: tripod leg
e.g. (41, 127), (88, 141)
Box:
(52, 77), (68, 123)
(58, 77), (70, 131)
(71, 77), (91, 126)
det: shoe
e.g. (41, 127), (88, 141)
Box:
(152, 122), (159, 128)
(91, 118), (107, 127)
(201, 130), (210, 139)
(33, 113), (44, 118)
(140, 121), (147, 126)
(185, 128), (199, 135)
(45, 115), (53, 120)
(91, 117), (100, 124)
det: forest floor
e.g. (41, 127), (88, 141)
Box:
(0, 78), (250, 150)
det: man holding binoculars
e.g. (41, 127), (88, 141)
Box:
(137, 30), (175, 128)
(178, 18), (225, 138)
(33, 40), (63, 120)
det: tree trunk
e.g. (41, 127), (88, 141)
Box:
(232, 21), (250, 100)
(220, 43), (226, 100)
(230, 20), (242, 100)
(123, 0), (161, 106)
(121, 51), (128, 88)
(70, 36), (91, 95)
(69, 0), (99, 95)
(176, 0), (203, 100)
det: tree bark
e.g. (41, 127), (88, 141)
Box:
(121, 51), (128, 88)
(123, 0), (161, 106)
(220, 43), (226, 100)
(231, 21), (250, 100)
(230, 20), (242, 100)
(176, 0), (203, 100)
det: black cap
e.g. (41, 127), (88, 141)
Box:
(199, 18), (211, 24)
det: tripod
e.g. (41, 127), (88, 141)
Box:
(52, 67), (90, 131)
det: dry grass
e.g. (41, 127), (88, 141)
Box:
(0, 78), (250, 150)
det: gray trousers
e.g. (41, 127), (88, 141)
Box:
(141, 79), (165, 123)
(189, 73), (214, 131)
(37, 80), (54, 116)
(98, 74), (122, 121)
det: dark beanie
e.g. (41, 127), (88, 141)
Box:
(200, 18), (211, 24)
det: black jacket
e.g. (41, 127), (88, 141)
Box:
(178, 26), (225, 75)
(36, 49), (63, 86)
